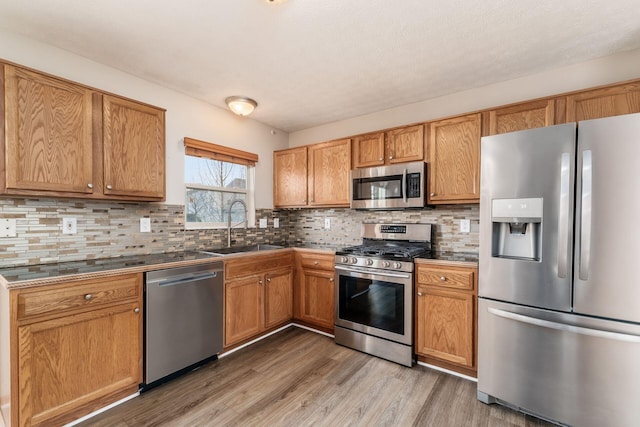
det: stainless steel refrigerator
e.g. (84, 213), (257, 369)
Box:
(478, 112), (640, 427)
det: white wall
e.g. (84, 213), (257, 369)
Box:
(0, 29), (289, 207)
(289, 48), (640, 146)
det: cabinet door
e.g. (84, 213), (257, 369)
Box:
(298, 269), (334, 329)
(487, 99), (555, 135)
(387, 125), (424, 164)
(4, 65), (93, 194)
(264, 268), (293, 328)
(224, 275), (264, 347)
(428, 113), (481, 204)
(352, 132), (385, 167)
(102, 95), (165, 199)
(565, 81), (640, 122)
(415, 285), (474, 368)
(273, 147), (308, 207)
(308, 139), (351, 207)
(17, 302), (142, 427)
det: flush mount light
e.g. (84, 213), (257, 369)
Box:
(225, 96), (258, 116)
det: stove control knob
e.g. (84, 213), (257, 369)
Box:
(382, 261), (391, 268)
(393, 262), (402, 269)
(366, 259), (374, 266)
(341, 256), (349, 263)
(350, 257), (358, 264)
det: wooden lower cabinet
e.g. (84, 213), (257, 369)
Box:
(293, 250), (335, 331)
(414, 261), (477, 377)
(6, 273), (143, 427)
(223, 252), (293, 348)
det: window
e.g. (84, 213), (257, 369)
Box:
(184, 138), (258, 229)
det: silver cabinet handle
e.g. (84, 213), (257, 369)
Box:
(557, 152), (571, 279)
(329, 277), (334, 282)
(430, 192), (435, 197)
(106, 185), (113, 190)
(440, 276), (446, 281)
(84, 294), (93, 300)
(266, 277), (271, 282)
(389, 156), (393, 160)
(580, 150), (592, 280)
(417, 292), (423, 297)
(134, 307), (140, 313)
(314, 261), (319, 265)
(87, 183), (93, 189)
(378, 157), (383, 161)
(259, 280), (264, 285)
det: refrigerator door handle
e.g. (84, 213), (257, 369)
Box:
(488, 307), (640, 343)
(579, 150), (593, 280)
(557, 152), (571, 278)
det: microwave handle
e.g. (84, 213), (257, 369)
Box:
(402, 168), (407, 203)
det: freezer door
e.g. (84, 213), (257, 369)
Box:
(574, 112), (640, 323)
(479, 124), (575, 310)
(478, 298), (640, 427)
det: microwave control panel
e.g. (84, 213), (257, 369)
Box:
(407, 173), (421, 197)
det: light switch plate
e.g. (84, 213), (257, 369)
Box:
(0, 218), (17, 238)
(273, 218), (279, 228)
(140, 217), (151, 233)
(460, 219), (471, 233)
(259, 218), (268, 228)
(63, 218), (77, 234)
(324, 218), (331, 229)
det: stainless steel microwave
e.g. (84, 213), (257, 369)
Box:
(350, 161), (427, 209)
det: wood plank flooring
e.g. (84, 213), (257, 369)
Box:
(79, 327), (553, 427)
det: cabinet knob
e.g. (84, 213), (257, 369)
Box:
(266, 277), (271, 282)
(106, 185), (113, 190)
(379, 157), (383, 161)
(134, 307), (140, 313)
(430, 192), (435, 197)
(314, 261), (319, 265)
(84, 294), (93, 300)
(87, 183), (93, 189)
(259, 280), (264, 285)
(418, 292), (423, 297)
(329, 277), (334, 282)
(440, 276), (447, 281)
(389, 156), (393, 160)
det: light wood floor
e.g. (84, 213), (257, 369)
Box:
(80, 327), (553, 427)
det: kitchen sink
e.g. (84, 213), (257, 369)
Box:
(200, 244), (285, 256)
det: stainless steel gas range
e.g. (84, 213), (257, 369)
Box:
(334, 223), (433, 367)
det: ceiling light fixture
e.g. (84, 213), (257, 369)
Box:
(225, 96), (258, 116)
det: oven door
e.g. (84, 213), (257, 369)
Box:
(334, 265), (413, 344)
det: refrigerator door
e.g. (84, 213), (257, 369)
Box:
(574, 112), (640, 323)
(479, 124), (576, 310)
(478, 298), (640, 427)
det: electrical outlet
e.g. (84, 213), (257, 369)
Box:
(273, 218), (280, 228)
(324, 218), (331, 230)
(0, 218), (17, 238)
(62, 218), (77, 234)
(460, 219), (471, 233)
(259, 218), (268, 228)
(140, 217), (151, 233)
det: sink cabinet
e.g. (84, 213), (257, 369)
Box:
(2, 273), (143, 427)
(1, 62), (165, 201)
(223, 252), (293, 348)
(293, 250), (335, 332)
(414, 260), (477, 377)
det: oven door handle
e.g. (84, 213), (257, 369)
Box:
(335, 265), (412, 279)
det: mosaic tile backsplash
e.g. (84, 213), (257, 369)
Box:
(0, 198), (478, 267)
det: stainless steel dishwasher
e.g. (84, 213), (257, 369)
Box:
(143, 261), (223, 389)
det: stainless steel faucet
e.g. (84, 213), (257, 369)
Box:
(227, 199), (248, 247)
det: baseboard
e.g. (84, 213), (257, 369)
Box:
(416, 360), (478, 382)
(63, 392), (139, 427)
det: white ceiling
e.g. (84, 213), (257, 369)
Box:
(0, 1), (639, 132)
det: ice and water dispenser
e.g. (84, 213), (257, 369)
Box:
(491, 198), (542, 261)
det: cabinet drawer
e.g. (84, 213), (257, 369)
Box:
(298, 252), (334, 270)
(17, 273), (142, 320)
(225, 252), (293, 279)
(416, 265), (475, 291)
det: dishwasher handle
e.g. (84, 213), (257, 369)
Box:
(147, 271), (221, 287)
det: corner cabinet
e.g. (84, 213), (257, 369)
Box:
(274, 139), (351, 208)
(7, 273), (143, 427)
(1, 62), (166, 201)
(223, 252), (293, 348)
(427, 113), (481, 204)
(415, 260), (477, 377)
(352, 125), (424, 168)
(293, 250), (335, 332)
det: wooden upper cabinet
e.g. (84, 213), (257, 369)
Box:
(273, 147), (308, 208)
(387, 125), (424, 163)
(428, 113), (481, 204)
(3, 65), (94, 194)
(308, 138), (351, 207)
(565, 81), (640, 122)
(352, 132), (385, 167)
(487, 99), (556, 136)
(102, 95), (165, 199)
